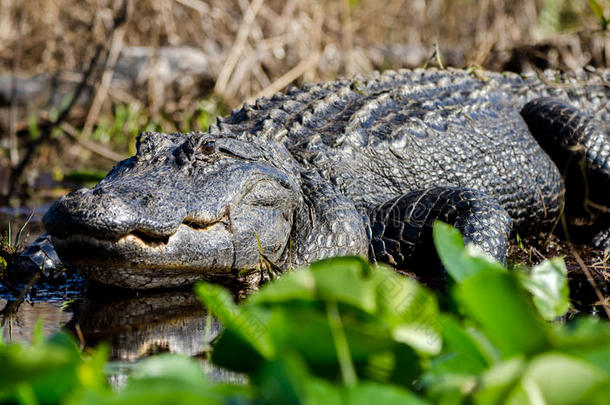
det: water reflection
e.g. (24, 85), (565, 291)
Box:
(1, 299), (72, 343)
(2, 287), (245, 384)
(67, 290), (221, 361)
(66, 289), (243, 384)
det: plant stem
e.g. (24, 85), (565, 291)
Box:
(326, 300), (357, 387)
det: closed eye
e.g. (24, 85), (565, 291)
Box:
(242, 180), (286, 206)
(218, 146), (256, 161)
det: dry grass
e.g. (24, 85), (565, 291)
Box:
(1, 0), (608, 105)
(0, 0), (608, 198)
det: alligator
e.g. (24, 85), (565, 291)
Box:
(42, 68), (610, 289)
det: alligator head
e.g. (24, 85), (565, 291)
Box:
(43, 131), (306, 288)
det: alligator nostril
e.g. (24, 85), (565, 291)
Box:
(93, 187), (106, 196)
(140, 194), (154, 207)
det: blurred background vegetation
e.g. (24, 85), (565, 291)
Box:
(0, 0), (608, 204)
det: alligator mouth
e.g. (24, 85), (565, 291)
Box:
(51, 213), (230, 250)
(49, 212), (236, 276)
(47, 207), (240, 287)
(130, 230), (170, 246)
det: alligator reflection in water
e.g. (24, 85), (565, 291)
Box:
(67, 291), (218, 360)
(66, 289), (244, 383)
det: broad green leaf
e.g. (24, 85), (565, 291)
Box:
(128, 354), (210, 386)
(210, 327), (267, 374)
(247, 268), (316, 305)
(251, 355), (309, 405)
(0, 331), (106, 404)
(78, 345), (110, 393)
(378, 344), (422, 387)
(473, 357), (526, 404)
(0, 339), (76, 390)
(340, 382), (429, 404)
(553, 317), (610, 373)
(372, 265), (442, 355)
(195, 282), (274, 358)
(429, 316), (489, 376)
(194, 282), (239, 323)
(270, 307), (392, 364)
(433, 222), (505, 283)
(311, 256), (377, 314)
(506, 353), (609, 405)
(419, 372), (478, 405)
(589, 0), (605, 20)
(519, 258), (569, 320)
(80, 354), (229, 405)
(457, 271), (550, 358)
(253, 257), (442, 355)
(304, 378), (343, 405)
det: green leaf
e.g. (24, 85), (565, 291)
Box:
(252, 355), (309, 405)
(506, 353), (609, 405)
(553, 317), (610, 373)
(247, 268), (316, 305)
(372, 266), (442, 355)
(433, 222), (505, 283)
(519, 258), (570, 320)
(473, 357), (526, 404)
(195, 282), (274, 358)
(0, 331), (98, 404)
(252, 257), (442, 355)
(210, 327), (267, 373)
(304, 378), (343, 404)
(457, 271), (550, 358)
(340, 382), (429, 404)
(311, 256), (377, 314)
(589, 0), (605, 20)
(267, 307), (393, 367)
(128, 354), (209, 387)
(87, 354), (228, 405)
(430, 316), (490, 376)
(0, 340), (75, 390)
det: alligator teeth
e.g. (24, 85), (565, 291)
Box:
(129, 230), (170, 247)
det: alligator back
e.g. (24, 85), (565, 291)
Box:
(213, 68), (609, 232)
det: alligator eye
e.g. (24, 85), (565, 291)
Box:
(200, 140), (216, 155)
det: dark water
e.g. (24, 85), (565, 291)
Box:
(1, 206), (243, 384)
(1, 288), (243, 384)
(1, 299), (72, 343)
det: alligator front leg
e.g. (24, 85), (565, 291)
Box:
(290, 170), (370, 267)
(367, 186), (512, 272)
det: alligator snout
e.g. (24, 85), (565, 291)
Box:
(43, 186), (184, 240)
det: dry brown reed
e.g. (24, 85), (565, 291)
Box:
(1, 0), (608, 106)
(0, 0), (608, 198)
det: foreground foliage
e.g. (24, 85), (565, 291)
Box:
(2, 223), (610, 404)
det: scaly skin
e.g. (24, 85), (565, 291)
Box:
(43, 68), (610, 288)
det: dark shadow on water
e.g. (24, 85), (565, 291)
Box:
(66, 287), (245, 384)
(1, 266), (247, 384)
(66, 288), (219, 361)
